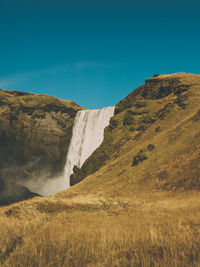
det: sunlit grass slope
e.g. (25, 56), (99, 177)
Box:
(70, 73), (200, 196)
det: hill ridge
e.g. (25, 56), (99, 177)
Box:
(69, 72), (200, 195)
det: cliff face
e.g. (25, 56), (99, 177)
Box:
(0, 89), (83, 204)
(70, 73), (200, 194)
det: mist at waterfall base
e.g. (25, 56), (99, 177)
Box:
(22, 106), (115, 196)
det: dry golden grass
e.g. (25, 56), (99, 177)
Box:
(1, 192), (200, 267)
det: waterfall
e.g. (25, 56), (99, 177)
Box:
(23, 106), (115, 196)
(64, 106), (115, 188)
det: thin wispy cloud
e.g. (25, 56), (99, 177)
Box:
(0, 72), (31, 88)
(0, 65), (70, 88)
(0, 62), (118, 88)
(74, 61), (117, 69)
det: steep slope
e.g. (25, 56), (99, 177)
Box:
(0, 89), (83, 204)
(70, 73), (200, 196)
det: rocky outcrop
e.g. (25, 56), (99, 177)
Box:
(115, 73), (197, 114)
(0, 89), (83, 204)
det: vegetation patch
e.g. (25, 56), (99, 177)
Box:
(174, 94), (189, 109)
(123, 114), (135, 126)
(135, 102), (147, 108)
(136, 125), (146, 132)
(157, 170), (168, 181)
(36, 201), (101, 214)
(129, 126), (135, 132)
(155, 126), (161, 132)
(174, 85), (190, 95)
(132, 151), (148, 166)
(192, 110), (200, 121)
(117, 170), (126, 176)
(147, 144), (155, 151)
(156, 103), (173, 120)
(141, 115), (155, 125)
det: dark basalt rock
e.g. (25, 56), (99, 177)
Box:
(142, 76), (190, 99)
(5, 90), (32, 97)
(70, 166), (83, 186)
(107, 118), (118, 132)
(115, 74), (192, 116)
(142, 79), (173, 99)
(20, 103), (77, 117)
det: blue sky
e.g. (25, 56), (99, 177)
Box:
(0, 0), (200, 108)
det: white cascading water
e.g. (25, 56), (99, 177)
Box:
(23, 106), (115, 196)
(64, 106), (115, 188)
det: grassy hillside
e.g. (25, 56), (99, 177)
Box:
(0, 73), (200, 266)
(0, 89), (83, 204)
(70, 73), (200, 196)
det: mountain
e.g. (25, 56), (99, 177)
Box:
(70, 73), (200, 195)
(0, 89), (83, 204)
(1, 72), (200, 204)
(1, 73), (200, 266)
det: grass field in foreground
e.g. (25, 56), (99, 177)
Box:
(0, 191), (200, 267)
